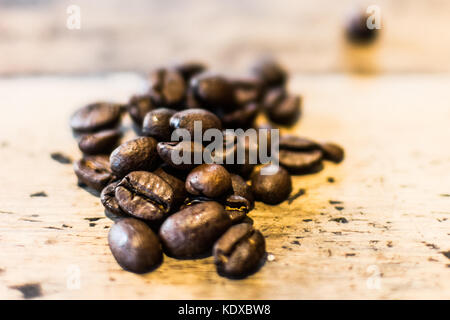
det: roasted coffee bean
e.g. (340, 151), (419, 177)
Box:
(279, 135), (320, 151)
(110, 137), (158, 177)
(170, 108), (222, 136)
(157, 140), (204, 171)
(251, 58), (287, 88)
(263, 87), (286, 110)
(185, 164), (232, 198)
(251, 165), (292, 204)
(70, 102), (122, 133)
(142, 108), (176, 141)
(108, 218), (162, 274)
(320, 142), (345, 163)
(148, 68), (186, 107)
(231, 75), (264, 106)
(190, 73), (236, 114)
(127, 94), (155, 127)
(78, 129), (122, 155)
(266, 95), (301, 126)
(159, 201), (231, 258)
(224, 174), (254, 223)
(279, 149), (323, 173)
(153, 165), (187, 208)
(213, 223), (265, 277)
(346, 9), (378, 45)
(100, 181), (129, 221)
(115, 171), (175, 222)
(173, 61), (207, 82)
(222, 102), (259, 129)
(73, 155), (115, 192)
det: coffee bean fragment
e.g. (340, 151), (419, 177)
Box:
(320, 142), (345, 163)
(110, 137), (158, 177)
(74, 155), (115, 192)
(70, 102), (122, 133)
(142, 108), (176, 141)
(108, 218), (162, 274)
(159, 202), (231, 258)
(78, 129), (122, 155)
(115, 171), (175, 222)
(214, 223), (266, 277)
(185, 164), (232, 198)
(251, 165), (292, 205)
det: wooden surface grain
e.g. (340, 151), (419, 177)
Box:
(0, 73), (449, 299)
(1, 0), (450, 74)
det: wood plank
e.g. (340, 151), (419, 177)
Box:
(0, 73), (449, 299)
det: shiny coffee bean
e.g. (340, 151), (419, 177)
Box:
(231, 75), (264, 106)
(110, 137), (158, 177)
(222, 102), (259, 129)
(173, 61), (207, 82)
(251, 165), (292, 204)
(127, 94), (155, 127)
(320, 142), (345, 163)
(159, 201), (232, 258)
(153, 166), (187, 208)
(266, 95), (301, 126)
(108, 218), (162, 274)
(78, 129), (122, 155)
(70, 102), (122, 133)
(100, 181), (129, 221)
(170, 108), (222, 136)
(185, 164), (232, 198)
(346, 9), (378, 45)
(190, 73), (236, 114)
(142, 108), (176, 141)
(213, 223), (265, 277)
(148, 68), (186, 107)
(115, 171), (175, 222)
(279, 135), (320, 151)
(225, 174), (254, 223)
(251, 58), (287, 88)
(157, 140), (204, 171)
(73, 155), (116, 192)
(279, 149), (323, 174)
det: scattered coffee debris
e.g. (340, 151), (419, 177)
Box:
(424, 242), (440, 250)
(10, 283), (42, 299)
(89, 223), (96, 227)
(291, 240), (301, 246)
(104, 225), (110, 229)
(84, 217), (104, 222)
(44, 226), (63, 230)
(20, 218), (42, 223)
(329, 200), (343, 205)
(330, 217), (348, 223)
(332, 231), (342, 235)
(287, 188), (305, 204)
(441, 251), (450, 260)
(50, 152), (72, 164)
(386, 241), (393, 248)
(62, 224), (72, 228)
(327, 177), (335, 183)
(334, 206), (344, 211)
(345, 253), (356, 257)
(30, 191), (47, 198)
(302, 219), (313, 222)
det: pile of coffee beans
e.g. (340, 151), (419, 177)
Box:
(70, 58), (344, 278)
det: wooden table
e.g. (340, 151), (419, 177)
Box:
(0, 73), (449, 299)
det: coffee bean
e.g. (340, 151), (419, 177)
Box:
(110, 137), (158, 177)
(108, 218), (162, 273)
(251, 58), (287, 88)
(73, 155), (115, 192)
(279, 149), (323, 173)
(157, 140), (204, 171)
(127, 94), (155, 127)
(100, 181), (129, 221)
(173, 61), (207, 82)
(142, 108), (176, 141)
(159, 201), (231, 258)
(170, 108), (222, 136)
(222, 102), (259, 129)
(185, 164), (232, 198)
(251, 165), (292, 204)
(190, 73), (236, 114)
(225, 174), (254, 223)
(346, 9), (378, 45)
(70, 102), (122, 133)
(279, 135), (320, 151)
(266, 95), (301, 126)
(115, 171), (175, 222)
(78, 129), (122, 155)
(153, 165), (187, 208)
(148, 68), (186, 107)
(320, 142), (345, 163)
(231, 75), (264, 106)
(213, 223), (265, 277)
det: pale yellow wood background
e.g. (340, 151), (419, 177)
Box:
(0, 73), (449, 299)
